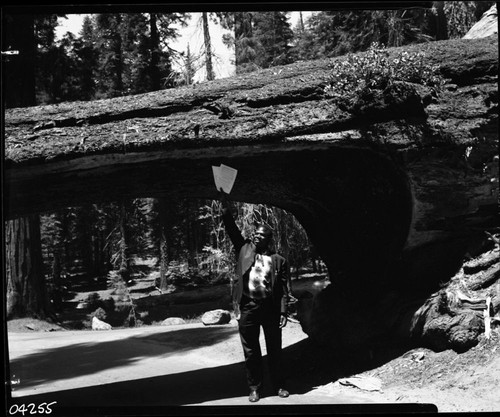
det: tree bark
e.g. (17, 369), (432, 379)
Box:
(149, 13), (161, 90)
(6, 215), (49, 319)
(112, 14), (124, 95)
(157, 198), (173, 290)
(432, 1), (448, 40)
(119, 201), (130, 281)
(202, 12), (215, 81)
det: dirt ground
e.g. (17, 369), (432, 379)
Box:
(6, 316), (500, 413)
(6, 269), (500, 413)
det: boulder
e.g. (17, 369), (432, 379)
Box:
(201, 309), (231, 325)
(161, 317), (186, 326)
(92, 316), (112, 330)
(463, 4), (497, 40)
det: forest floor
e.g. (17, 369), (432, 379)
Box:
(6, 262), (500, 413)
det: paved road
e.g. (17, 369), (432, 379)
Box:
(6, 321), (407, 415)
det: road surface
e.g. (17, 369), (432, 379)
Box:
(6, 321), (423, 415)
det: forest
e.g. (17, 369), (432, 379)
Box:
(3, 2), (496, 326)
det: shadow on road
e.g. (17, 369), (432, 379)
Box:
(8, 338), (435, 416)
(8, 324), (418, 415)
(9, 326), (238, 389)
(11, 360), (249, 407)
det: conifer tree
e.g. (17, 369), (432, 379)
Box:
(94, 13), (125, 97)
(202, 12), (215, 81)
(75, 15), (98, 100)
(252, 11), (294, 68)
(293, 9), (434, 60)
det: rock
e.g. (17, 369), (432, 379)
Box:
(463, 4), (497, 40)
(161, 317), (186, 326)
(92, 316), (112, 330)
(338, 376), (382, 392)
(201, 309), (231, 325)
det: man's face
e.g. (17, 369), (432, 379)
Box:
(253, 227), (272, 250)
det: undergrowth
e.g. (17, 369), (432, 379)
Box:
(324, 42), (445, 101)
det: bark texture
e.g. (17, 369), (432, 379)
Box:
(5, 215), (49, 319)
(4, 36), (499, 352)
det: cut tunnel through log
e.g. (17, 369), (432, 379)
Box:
(4, 36), (498, 354)
(4, 142), (413, 293)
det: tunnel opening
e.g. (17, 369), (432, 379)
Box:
(8, 143), (415, 332)
(7, 144), (415, 294)
(34, 196), (331, 328)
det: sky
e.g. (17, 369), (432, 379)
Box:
(55, 11), (313, 82)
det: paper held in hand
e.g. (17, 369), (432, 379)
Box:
(212, 164), (238, 194)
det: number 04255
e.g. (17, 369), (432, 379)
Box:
(9, 402), (57, 415)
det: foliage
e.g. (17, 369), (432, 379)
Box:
(233, 12), (259, 74)
(90, 307), (107, 320)
(292, 9), (434, 61)
(443, 1), (495, 39)
(199, 246), (232, 284)
(324, 42), (444, 101)
(216, 11), (294, 74)
(252, 12), (295, 68)
(4, 6), (493, 107)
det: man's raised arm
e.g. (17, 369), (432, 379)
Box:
(219, 190), (246, 252)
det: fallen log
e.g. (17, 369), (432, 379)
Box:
(4, 36), (499, 355)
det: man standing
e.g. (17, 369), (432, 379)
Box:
(220, 192), (291, 402)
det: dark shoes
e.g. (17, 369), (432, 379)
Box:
(248, 388), (289, 402)
(249, 390), (260, 402)
(278, 388), (289, 398)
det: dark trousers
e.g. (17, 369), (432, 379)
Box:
(238, 295), (284, 392)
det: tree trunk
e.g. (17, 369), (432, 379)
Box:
(157, 198), (172, 290)
(80, 204), (93, 279)
(2, 14), (36, 107)
(202, 12), (215, 81)
(149, 13), (161, 90)
(119, 201), (130, 281)
(432, 1), (448, 40)
(6, 215), (49, 319)
(112, 14), (124, 95)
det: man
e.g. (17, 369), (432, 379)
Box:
(220, 191), (291, 403)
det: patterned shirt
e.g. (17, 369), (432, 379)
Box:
(246, 253), (272, 300)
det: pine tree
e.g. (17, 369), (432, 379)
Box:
(149, 13), (161, 90)
(121, 13), (150, 94)
(252, 12), (294, 68)
(94, 13), (125, 97)
(293, 8), (434, 61)
(182, 43), (197, 85)
(234, 12), (259, 73)
(202, 12), (215, 81)
(154, 13), (190, 88)
(75, 15), (98, 100)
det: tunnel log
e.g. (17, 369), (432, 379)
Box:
(4, 36), (499, 353)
